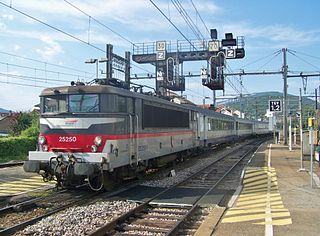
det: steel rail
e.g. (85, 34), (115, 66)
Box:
(166, 140), (262, 235)
(89, 139), (264, 236)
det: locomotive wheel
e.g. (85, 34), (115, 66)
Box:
(88, 173), (103, 191)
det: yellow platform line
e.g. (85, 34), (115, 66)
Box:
(222, 212), (291, 224)
(226, 207), (289, 216)
(222, 166), (292, 226)
(237, 196), (282, 206)
(241, 187), (279, 195)
(244, 171), (276, 179)
(238, 193), (281, 202)
(0, 182), (53, 187)
(243, 183), (278, 191)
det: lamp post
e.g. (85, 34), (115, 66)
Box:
(85, 58), (98, 79)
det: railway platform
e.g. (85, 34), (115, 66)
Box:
(213, 142), (320, 236)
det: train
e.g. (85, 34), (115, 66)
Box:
(24, 82), (271, 190)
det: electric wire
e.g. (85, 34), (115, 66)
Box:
(0, 1), (106, 53)
(62, 0), (152, 74)
(171, 0), (205, 41)
(0, 72), (71, 84)
(0, 51), (90, 74)
(0, 61), (89, 80)
(1, 1), (152, 75)
(62, 0), (135, 46)
(287, 50), (320, 71)
(256, 50), (282, 71)
(239, 50), (281, 69)
(149, 0), (197, 50)
(0, 80), (47, 88)
(288, 49), (320, 61)
(189, 0), (210, 37)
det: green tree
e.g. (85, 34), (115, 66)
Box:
(10, 111), (39, 136)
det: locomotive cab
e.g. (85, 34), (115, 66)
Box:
(24, 85), (137, 190)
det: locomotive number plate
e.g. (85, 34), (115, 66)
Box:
(58, 136), (77, 142)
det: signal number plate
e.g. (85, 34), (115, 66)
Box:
(59, 136), (77, 142)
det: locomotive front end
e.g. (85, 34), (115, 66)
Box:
(24, 85), (122, 191)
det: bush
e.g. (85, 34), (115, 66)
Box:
(0, 136), (37, 162)
(21, 125), (40, 138)
(10, 111), (39, 136)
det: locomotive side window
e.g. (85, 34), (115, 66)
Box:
(43, 95), (67, 113)
(69, 94), (99, 112)
(118, 96), (127, 112)
(142, 103), (189, 128)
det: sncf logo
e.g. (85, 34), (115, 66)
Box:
(65, 119), (78, 125)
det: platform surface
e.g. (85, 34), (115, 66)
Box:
(214, 142), (320, 236)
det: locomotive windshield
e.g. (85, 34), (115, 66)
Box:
(42, 94), (99, 113)
(69, 94), (99, 112)
(43, 95), (67, 113)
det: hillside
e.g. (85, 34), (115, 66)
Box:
(222, 91), (317, 121)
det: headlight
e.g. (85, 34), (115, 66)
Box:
(94, 136), (102, 146)
(42, 145), (48, 152)
(91, 145), (98, 153)
(38, 136), (46, 145)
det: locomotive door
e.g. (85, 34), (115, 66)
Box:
(128, 114), (138, 165)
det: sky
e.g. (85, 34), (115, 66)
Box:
(0, 0), (319, 111)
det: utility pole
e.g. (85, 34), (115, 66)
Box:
(282, 48), (288, 145)
(298, 88), (305, 171)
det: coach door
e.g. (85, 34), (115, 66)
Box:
(198, 114), (206, 141)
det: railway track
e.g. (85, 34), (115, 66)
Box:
(87, 139), (264, 236)
(4, 138), (266, 236)
(0, 189), (98, 235)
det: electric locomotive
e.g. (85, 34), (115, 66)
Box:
(24, 82), (270, 190)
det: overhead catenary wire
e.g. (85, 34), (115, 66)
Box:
(0, 1), (106, 53)
(0, 1), (153, 75)
(0, 50), (91, 74)
(149, 0), (197, 51)
(170, 0), (205, 41)
(0, 72), (71, 84)
(62, 0), (135, 46)
(0, 61), (90, 80)
(0, 80), (47, 88)
(287, 49), (320, 71)
(256, 50), (282, 71)
(238, 50), (282, 69)
(189, 0), (210, 37)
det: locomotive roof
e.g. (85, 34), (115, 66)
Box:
(40, 84), (263, 124)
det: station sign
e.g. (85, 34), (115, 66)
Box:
(208, 40), (220, 52)
(156, 51), (166, 60)
(269, 100), (282, 112)
(225, 49), (235, 58)
(156, 41), (166, 51)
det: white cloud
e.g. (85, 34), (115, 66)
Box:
(1, 14), (14, 21)
(222, 22), (320, 48)
(14, 45), (21, 51)
(35, 35), (64, 59)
